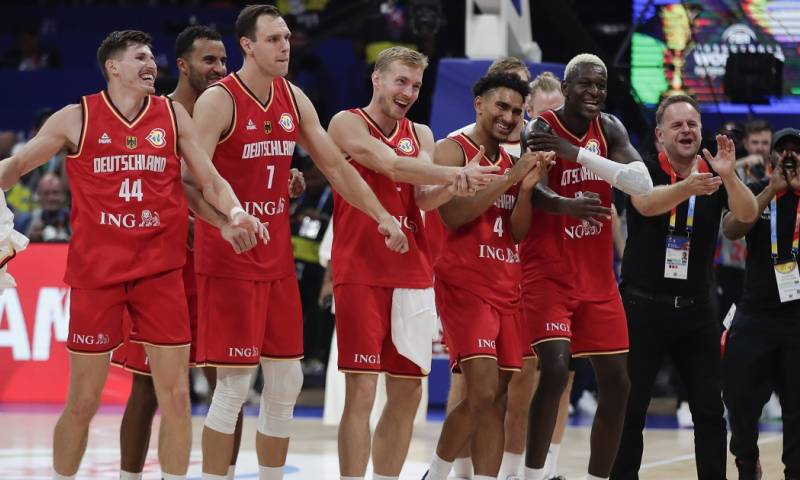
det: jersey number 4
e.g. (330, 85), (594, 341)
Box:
(493, 217), (504, 237)
(119, 178), (143, 202)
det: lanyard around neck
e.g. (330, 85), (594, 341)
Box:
(668, 167), (696, 236)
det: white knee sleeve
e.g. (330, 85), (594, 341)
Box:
(258, 359), (303, 438)
(204, 368), (253, 434)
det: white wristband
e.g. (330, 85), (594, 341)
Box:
(576, 148), (653, 196)
(228, 206), (246, 222)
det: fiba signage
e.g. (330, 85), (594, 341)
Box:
(0, 286), (69, 361)
(692, 23), (784, 78)
(0, 244), (131, 403)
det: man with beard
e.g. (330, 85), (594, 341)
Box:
(188, 6), (410, 480)
(327, 46), (498, 480)
(612, 94), (758, 480)
(520, 53), (654, 480)
(423, 72), (552, 480)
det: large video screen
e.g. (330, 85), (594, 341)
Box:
(630, 0), (800, 105)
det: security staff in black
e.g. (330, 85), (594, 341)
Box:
(611, 95), (759, 480)
(721, 128), (800, 480)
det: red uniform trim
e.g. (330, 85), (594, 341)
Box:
(66, 97), (89, 159)
(354, 108), (399, 142)
(284, 78), (302, 122)
(100, 90), (151, 128)
(209, 82), (238, 144)
(230, 72), (275, 112)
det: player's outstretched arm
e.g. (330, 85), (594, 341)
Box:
(0, 105), (80, 190)
(174, 100), (268, 246)
(180, 164), (227, 228)
(327, 110), (497, 188)
(292, 84), (408, 253)
(526, 115), (653, 196)
(436, 140), (536, 230)
(412, 124), (465, 211)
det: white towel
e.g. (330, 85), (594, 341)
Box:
(0, 190), (28, 292)
(391, 288), (437, 374)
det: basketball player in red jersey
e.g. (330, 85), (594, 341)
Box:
(519, 54), (653, 480)
(0, 30), (266, 480)
(112, 26), (271, 480)
(423, 73), (553, 480)
(327, 47), (499, 480)
(186, 6), (408, 480)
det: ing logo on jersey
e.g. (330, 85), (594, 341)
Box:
(396, 138), (415, 155)
(264, 121), (272, 135)
(279, 113), (295, 132)
(126, 136), (137, 150)
(146, 128), (166, 148)
(584, 139), (601, 155)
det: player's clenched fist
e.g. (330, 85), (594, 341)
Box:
(377, 214), (409, 253)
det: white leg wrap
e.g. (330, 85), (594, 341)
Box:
(204, 367), (253, 434)
(258, 359), (303, 438)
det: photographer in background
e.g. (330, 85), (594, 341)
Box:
(716, 120), (773, 319)
(721, 127), (800, 480)
(736, 120), (772, 183)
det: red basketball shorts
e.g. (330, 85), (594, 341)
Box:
(334, 284), (425, 377)
(68, 268), (191, 354)
(522, 278), (628, 356)
(435, 279), (522, 373)
(195, 274), (303, 366)
(111, 290), (198, 375)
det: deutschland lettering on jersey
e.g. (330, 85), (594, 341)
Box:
(434, 134), (521, 315)
(64, 91), (187, 288)
(519, 110), (617, 300)
(332, 108), (432, 288)
(194, 73), (300, 281)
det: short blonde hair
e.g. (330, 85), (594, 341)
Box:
(487, 56), (530, 81)
(373, 46), (429, 73)
(529, 71), (561, 97)
(564, 53), (606, 81)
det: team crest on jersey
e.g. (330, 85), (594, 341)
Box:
(396, 138), (415, 154)
(98, 132), (111, 145)
(585, 139), (601, 155)
(145, 128), (166, 148)
(264, 121), (272, 135)
(279, 113), (295, 132)
(126, 136), (137, 149)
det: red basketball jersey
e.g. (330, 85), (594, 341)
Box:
(194, 73), (300, 280)
(434, 133), (520, 315)
(424, 209), (447, 266)
(332, 109), (432, 288)
(64, 91), (187, 288)
(519, 110), (617, 300)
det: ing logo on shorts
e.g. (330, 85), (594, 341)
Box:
(396, 138), (415, 155)
(146, 128), (166, 148)
(584, 139), (601, 155)
(279, 113), (295, 132)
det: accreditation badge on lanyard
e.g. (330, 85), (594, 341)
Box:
(770, 196), (800, 302)
(664, 169), (695, 280)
